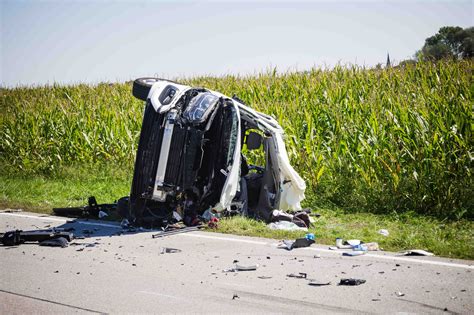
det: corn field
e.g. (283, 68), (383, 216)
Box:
(1, 61), (472, 218)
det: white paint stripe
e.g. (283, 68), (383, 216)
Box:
(182, 233), (474, 270)
(219, 282), (253, 289)
(0, 212), (122, 229)
(0, 212), (69, 222)
(138, 291), (180, 300)
(181, 233), (269, 246)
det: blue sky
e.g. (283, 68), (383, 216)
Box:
(1, 0), (472, 87)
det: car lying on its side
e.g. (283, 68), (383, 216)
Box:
(125, 78), (305, 226)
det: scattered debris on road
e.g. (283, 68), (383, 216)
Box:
(152, 225), (205, 238)
(339, 278), (366, 286)
(39, 237), (69, 248)
(279, 234), (315, 250)
(343, 251), (366, 256)
(308, 280), (331, 286)
(287, 272), (307, 279)
(267, 221), (307, 231)
(53, 196), (116, 219)
(223, 264), (259, 272)
(333, 238), (380, 255)
(399, 249), (434, 256)
(160, 247), (182, 254)
(0, 229), (73, 247)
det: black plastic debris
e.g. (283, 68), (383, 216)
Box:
(339, 278), (366, 286)
(280, 238), (315, 251)
(287, 273), (307, 279)
(232, 294), (240, 300)
(152, 225), (204, 238)
(1, 229), (73, 246)
(258, 276), (272, 280)
(53, 196), (116, 218)
(399, 249), (434, 256)
(160, 247), (182, 254)
(308, 280), (331, 286)
(39, 237), (69, 248)
(342, 251), (366, 256)
(223, 264), (259, 272)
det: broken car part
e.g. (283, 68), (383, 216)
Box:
(223, 264), (259, 272)
(335, 238), (352, 249)
(151, 225), (204, 238)
(287, 273), (307, 279)
(339, 278), (366, 286)
(279, 238), (315, 251)
(267, 221), (307, 231)
(160, 247), (182, 254)
(398, 249), (434, 256)
(39, 237), (69, 248)
(308, 280), (331, 286)
(342, 251), (366, 256)
(1, 229), (73, 246)
(53, 196), (116, 218)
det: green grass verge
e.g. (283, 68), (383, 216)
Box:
(0, 164), (131, 212)
(1, 164), (472, 259)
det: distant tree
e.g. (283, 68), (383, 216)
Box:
(416, 26), (473, 61)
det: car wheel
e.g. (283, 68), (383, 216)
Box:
(132, 77), (181, 101)
(117, 196), (130, 219)
(132, 78), (162, 101)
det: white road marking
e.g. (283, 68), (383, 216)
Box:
(219, 282), (254, 289)
(0, 212), (122, 229)
(138, 291), (181, 299)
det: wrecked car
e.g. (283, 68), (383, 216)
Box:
(124, 78), (305, 226)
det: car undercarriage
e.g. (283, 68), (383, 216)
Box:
(126, 78), (305, 227)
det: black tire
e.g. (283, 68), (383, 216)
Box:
(117, 196), (130, 219)
(132, 78), (160, 101)
(132, 77), (181, 101)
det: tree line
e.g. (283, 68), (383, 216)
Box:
(390, 26), (473, 68)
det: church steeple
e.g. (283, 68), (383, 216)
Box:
(386, 53), (391, 68)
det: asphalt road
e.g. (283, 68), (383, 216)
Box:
(0, 211), (472, 314)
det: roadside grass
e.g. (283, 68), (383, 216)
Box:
(0, 164), (131, 213)
(1, 163), (472, 260)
